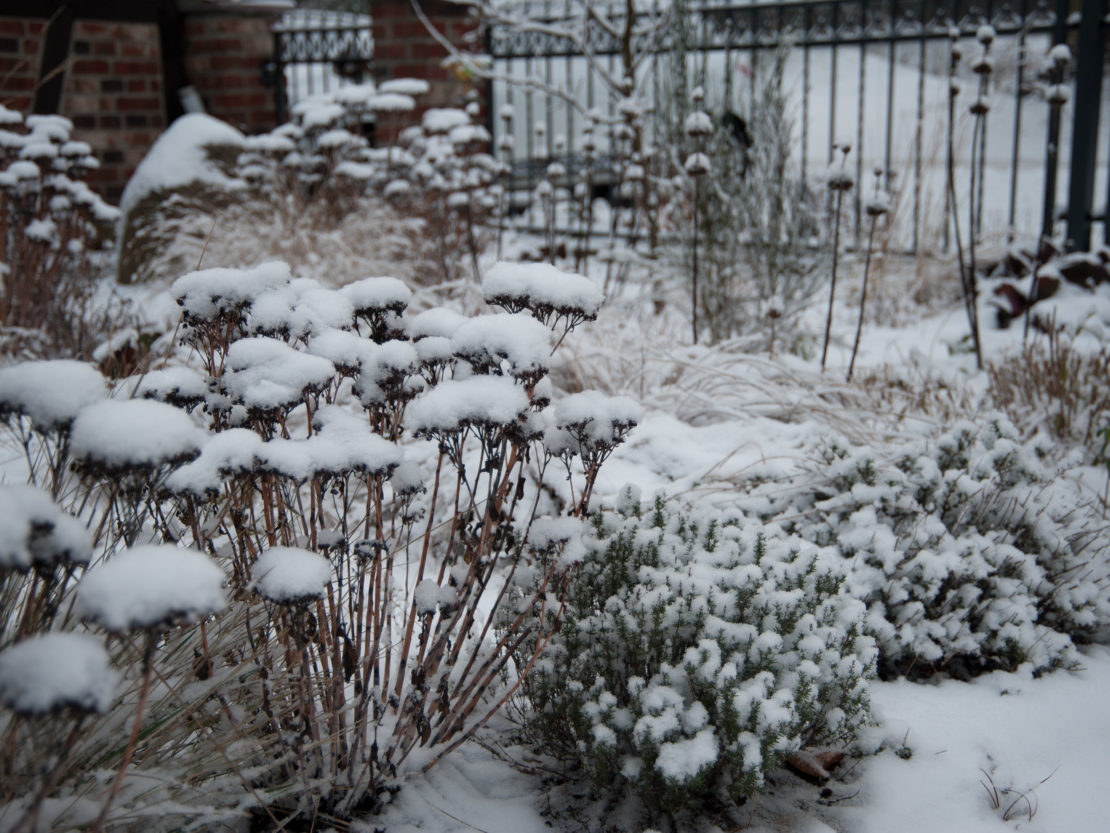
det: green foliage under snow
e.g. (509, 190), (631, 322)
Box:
(763, 416), (1109, 678)
(518, 491), (875, 812)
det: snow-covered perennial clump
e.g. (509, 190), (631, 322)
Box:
(0, 256), (630, 828)
(0, 107), (119, 357)
(520, 491), (874, 813)
(767, 416), (1109, 677)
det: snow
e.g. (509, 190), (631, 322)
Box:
(482, 261), (603, 319)
(251, 546), (331, 603)
(341, 275), (412, 314)
(0, 485), (90, 570)
(368, 93), (416, 113)
(406, 307), (467, 339)
(171, 261), (292, 323)
(127, 366), (208, 409)
(422, 108), (470, 134)
(0, 632), (118, 715)
(553, 390), (642, 447)
(655, 727), (718, 782)
(407, 376), (529, 433)
(247, 278), (355, 339)
(164, 428), (263, 497)
(76, 545), (227, 633)
(841, 648), (1110, 833)
(119, 114), (245, 218)
(0, 359), (106, 431)
(683, 110), (713, 137)
(379, 78), (431, 97)
(222, 336), (336, 412)
(451, 312), (552, 378)
(70, 399), (205, 472)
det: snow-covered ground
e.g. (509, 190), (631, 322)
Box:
(373, 645), (1110, 833)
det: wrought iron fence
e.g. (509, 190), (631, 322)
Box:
(272, 9), (374, 124)
(487, 0), (1106, 254)
(268, 2), (1110, 253)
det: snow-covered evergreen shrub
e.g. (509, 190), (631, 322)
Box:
(519, 491), (874, 813)
(771, 416), (1109, 677)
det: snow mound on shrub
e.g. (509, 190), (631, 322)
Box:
(252, 547), (331, 603)
(0, 360), (106, 431)
(0, 632), (117, 715)
(482, 261), (603, 319)
(171, 261), (292, 324)
(0, 485), (90, 570)
(70, 399), (205, 472)
(408, 376), (529, 433)
(77, 545), (227, 632)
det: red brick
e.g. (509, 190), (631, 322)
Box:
(114, 23), (154, 42)
(93, 40), (116, 57)
(126, 78), (146, 92)
(113, 60), (158, 75)
(65, 93), (99, 113)
(0, 20), (25, 36)
(212, 92), (267, 109)
(21, 38), (38, 54)
(71, 76), (98, 94)
(393, 64), (446, 79)
(184, 19), (208, 37)
(73, 59), (110, 74)
(79, 23), (108, 36)
(117, 96), (159, 111)
(27, 22), (43, 35)
(119, 42), (154, 58)
(209, 55), (257, 71)
(2, 75), (34, 91)
(374, 42), (408, 61)
(217, 73), (246, 88)
(389, 21), (436, 39)
(372, 3), (411, 20)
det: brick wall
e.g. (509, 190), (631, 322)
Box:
(183, 12), (278, 134)
(371, 0), (489, 138)
(0, 5), (282, 203)
(0, 18), (44, 113)
(64, 21), (165, 202)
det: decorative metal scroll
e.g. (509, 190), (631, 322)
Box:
(276, 27), (374, 64)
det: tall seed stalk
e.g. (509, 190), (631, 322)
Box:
(822, 143), (854, 369)
(684, 87), (712, 345)
(848, 168), (889, 381)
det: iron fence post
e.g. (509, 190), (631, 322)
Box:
(1065, 0), (1107, 251)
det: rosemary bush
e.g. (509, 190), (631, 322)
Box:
(517, 491), (874, 815)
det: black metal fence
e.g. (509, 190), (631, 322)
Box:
(272, 9), (374, 125)
(487, 0), (1109, 253)
(271, 2), (1110, 253)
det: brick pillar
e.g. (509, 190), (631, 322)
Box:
(181, 10), (280, 134)
(64, 20), (166, 203)
(0, 17), (45, 113)
(370, 0), (489, 137)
